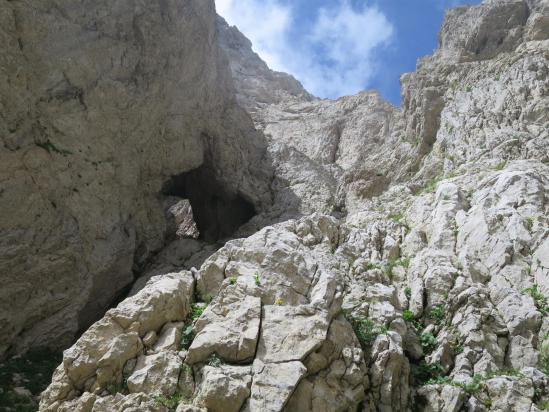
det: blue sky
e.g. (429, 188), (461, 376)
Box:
(216, 0), (482, 106)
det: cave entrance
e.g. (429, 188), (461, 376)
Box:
(161, 165), (256, 242)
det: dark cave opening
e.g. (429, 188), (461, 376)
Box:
(161, 165), (257, 242)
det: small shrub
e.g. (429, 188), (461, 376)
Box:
(254, 273), (261, 286)
(365, 262), (382, 271)
(191, 303), (206, 322)
(423, 176), (442, 194)
(537, 400), (549, 410)
(420, 332), (437, 353)
(384, 261), (397, 280)
(346, 315), (387, 349)
(452, 343), (464, 355)
(466, 86), (472, 93)
(429, 306), (445, 325)
(0, 349), (62, 412)
(525, 217), (534, 232)
(207, 354), (222, 368)
(494, 160), (507, 171)
(411, 361), (445, 386)
(388, 212), (404, 223)
(414, 320), (426, 332)
(400, 257), (411, 269)
(403, 310), (415, 322)
(106, 379), (128, 395)
(404, 287), (412, 300)
(154, 393), (183, 412)
(180, 303), (208, 350)
(523, 285), (548, 316)
(229, 276), (237, 285)
(462, 374), (485, 395)
(275, 298), (285, 306)
(486, 368), (523, 379)
(426, 375), (452, 385)
(181, 325), (194, 350)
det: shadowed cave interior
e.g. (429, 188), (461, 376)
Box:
(161, 165), (257, 242)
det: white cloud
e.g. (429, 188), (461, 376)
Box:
(215, 0), (293, 73)
(215, 0), (394, 99)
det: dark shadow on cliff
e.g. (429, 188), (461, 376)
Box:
(161, 165), (256, 242)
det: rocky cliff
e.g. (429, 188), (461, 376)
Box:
(0, 0), (272, 358)
(1, 0), (548, 411)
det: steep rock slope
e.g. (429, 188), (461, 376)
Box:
(38, 0), (549, 411)
(0, 0), (272, 357)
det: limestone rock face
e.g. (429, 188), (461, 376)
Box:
(15, 0), (549, 411)
(216, 17), (313, 111)
(0, 0), (271, 356)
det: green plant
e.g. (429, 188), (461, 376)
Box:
(254, 273), (261, 286)
(525, 217), (534, 232)
(423, 176), (442, 194)
(384, 260), (397, 280)
(405, 287), (412, 300)
(0, 348), (62, 412)
(365, 262), (382, 271)
(426, 375), (452, 385)
(207, 354), (222, 368)
(462, 374), (485, 395)
(388, 212), (404, 223)
(494, 160), (507, 171)
(180, 303), (208, 350)
(399, 257), (411, 269)
(523, 285), (548, 316)
(106, 379), (128, 395)
(346, 315), (388, 349)
(466, 86), (472, 92)
(403, 310), (415, 322)
(181, 325), (194, 350)
(154, 393), (183, 412)
(537, 400), (549, 410)
(191, 303), (206, 322)
(35, 140), (72, 156)
(420, 332), (437, 353)
(275, 298), (285, 306)
(452, 343), (464, 354)
(429, 305), (445, 325)
(485, 368), (523, 379)
(412, 137), (420, 147)
(229, 276), (237, 285)
(411, 361), (445, 386)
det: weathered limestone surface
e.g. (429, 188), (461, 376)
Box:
(13, 0), (549, 411)
(0, 0), (272, 356)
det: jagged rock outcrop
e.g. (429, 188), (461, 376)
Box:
(216, 17), (314, 112)
(8, 0), (549, 410)
(0, 0), (272, 357)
